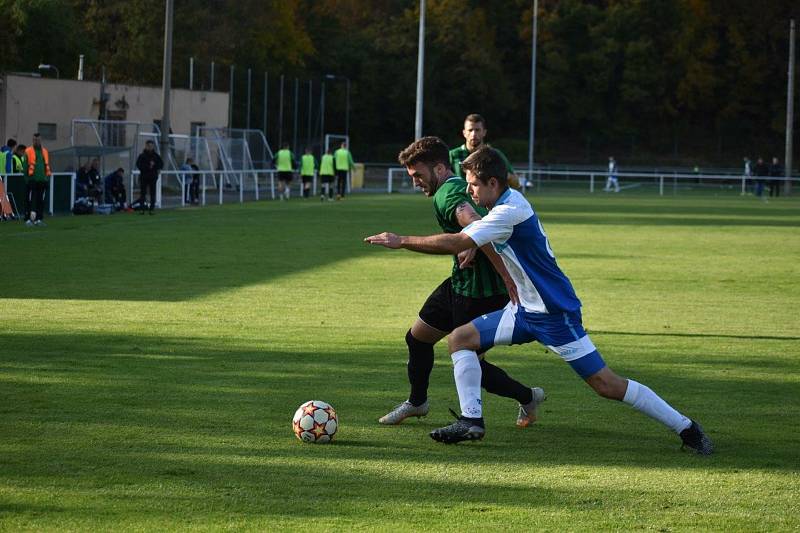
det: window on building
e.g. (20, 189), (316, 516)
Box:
(191, 122), (206, 137)
(37, 123), (57, 140)
(102, 110), (127, 146)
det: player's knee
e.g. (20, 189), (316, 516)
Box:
(447, 324), (479, 353)
(406, 329), (431, 349)
(588, 373), (626, 400)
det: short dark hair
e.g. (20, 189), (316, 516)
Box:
(33, 133), (41, 138)
(17, 144), (26, 151)
(464, 113), (485, 126)
(116, 167), (124, 173)
(460, 146), (507, 187)
(145, 140), (155, 145)
(397, 136), (451, 169)
(6, 138), (16, 148)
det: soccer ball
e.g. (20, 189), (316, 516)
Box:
(292, 400), (338, 443)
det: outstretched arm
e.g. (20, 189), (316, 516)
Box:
(364, 231), (475, 255)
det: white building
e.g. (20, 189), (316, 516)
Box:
(0, 72), (229, 165)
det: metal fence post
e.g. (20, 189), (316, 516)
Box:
(659, 175), (664, 196)
(590, 173), (594, 193)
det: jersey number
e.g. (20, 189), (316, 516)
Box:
(537, 219), (555, 258)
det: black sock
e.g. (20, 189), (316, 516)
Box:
(480, 358), (532, 404)
(406, 329), (434, 406)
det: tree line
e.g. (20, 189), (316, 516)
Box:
(1, 0), (798, 166)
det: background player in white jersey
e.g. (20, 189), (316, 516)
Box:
(365, 147), (713, 455)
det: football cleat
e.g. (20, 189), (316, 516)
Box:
(430, 409), (485, 444)
(379, 400), (429, 425)
(679, 420), (714, 455)
(516, 387), (547, 428)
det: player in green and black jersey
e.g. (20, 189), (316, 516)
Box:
(449, 113), (521, 190)
(378, 136), (545, 427)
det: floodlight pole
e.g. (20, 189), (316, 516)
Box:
(160, 0), (174, 163)
(278, 75), (285, 146)
(785, 19), (796, 195)
(293, 77), (299, 150)
(264, 72), (269, 139)
(527, 0), (538, 193)
(320, 81), (326, 155)
(414, 0), (426, 140)
(246, 68), (252, 130)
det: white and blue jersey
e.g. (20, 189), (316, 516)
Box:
(462, 188), (605, 378)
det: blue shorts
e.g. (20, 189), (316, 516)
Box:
(472, 304), (606, 379)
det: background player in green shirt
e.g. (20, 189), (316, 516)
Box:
(334, 141), (355, 200)
(449, 113), (521, 190)
(300, 147), (316, 199)
(319, 148), (335, 201)
(378, 136), (544, 427)
(275, 143), (295, 201)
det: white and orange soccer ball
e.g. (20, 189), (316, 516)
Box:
(292, 400), (338, 443)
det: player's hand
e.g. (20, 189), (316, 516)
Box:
(364, 232), (402, 249)
(457, 247), (477, 269)
(502, 274), (519, 305)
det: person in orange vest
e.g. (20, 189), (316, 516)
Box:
(24, 133), (51, 227)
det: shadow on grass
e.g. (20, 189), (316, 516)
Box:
(1, 195), (798, 303)
(2, 330), (798, 481)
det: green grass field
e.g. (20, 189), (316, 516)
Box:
(1, 193), (799, 531)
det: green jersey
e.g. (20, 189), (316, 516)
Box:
(276, 149), (294, 172)
(28, 148), (48, 182)
(449, 144), (514, 178)
(300, 154), (315, 176)
(320, 154), (335, 176)
(334, 148), (354, 171)
(433, 176), (505, 298)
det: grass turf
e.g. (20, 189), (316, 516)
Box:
(1, 193), (799, 531)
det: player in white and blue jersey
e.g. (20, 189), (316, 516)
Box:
(364, 146), (713, 455)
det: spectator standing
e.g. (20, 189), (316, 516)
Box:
(104, 168), (127, 210)
(742, 157), (752, 195)
(449, 114), (520, 190)
(180, 157), (200, 204)
(319, 148), (335, 201)
(1, 139), (18, 221)
(275, 143), (295, 201)
(24, 133), (51, 226)
(769, 157), (782, 198)
(12, 144), (25, 174)
(300, 147), (316, 199)
(605, 156), (620, 192)
(135, 140), (163, 215)
(334, 141), (355, 200)
(753, 157), (769, 199)
(1, 138), (16, 176)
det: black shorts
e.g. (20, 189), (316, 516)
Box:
(418, 278), (509, 333)
(301, 175), (313, 183)
(320, 175), (335, 184)
(278, 171), (293, 183)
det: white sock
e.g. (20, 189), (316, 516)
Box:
(623, 380), (691, 433)
(451, 350), (483, 418)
